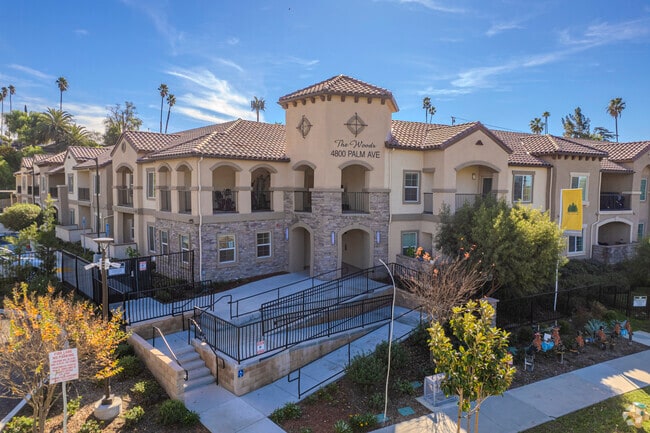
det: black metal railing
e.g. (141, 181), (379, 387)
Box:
(600, 192), (632, 211)
(423, 193), (433, 214)
(78, 187), (90, 201)
(342, 192), (369, 213)
(455, 192), (496, 211)
(294, 191), (312, 212)
(179, 189), (192, 214)
(251, 190), (272, 211)
(117, 186), (133, 207)
(213, 190), (237, 213)
(49, 187), (58, 198)
(160, 188), (171, 211)
(16, 186), (21, 193)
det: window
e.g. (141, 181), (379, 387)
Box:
(93, 174), (100, 195)
(160, 231), (169, 254)
(568, 230), (584, 254)
(639, 223), (646, 241)
(218, 235), (236, 263)
(129, 222), (135, 241)
(401, 231), (417, 255)
(69, 209), (75, 225)
(180, 235), (190, 263)
(513, 173), (533, 203)
(146, 169), (156, 199)
(67, 174), (74, 194)
(641, 178), (647, 202)
(256, 232), (271, 258)
(41, 176), (46, 192)
(570, 174), (588, 201)
(403, 171), (420, 203)
(147, 225), (156, 252)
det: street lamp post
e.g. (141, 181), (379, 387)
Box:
(94, 237), (113, 401)
(94, 157), (101, 242)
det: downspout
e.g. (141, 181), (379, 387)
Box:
(591, 169), (602, 259)
(198, 156), (204, 280)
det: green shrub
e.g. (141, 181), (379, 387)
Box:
(393, 378), (416, 396)
(157, 399), (200, 426)
(131, 379), (166, 405)
(517, 326), (534, 345)
(298, 428), (313, 433)
(374, 341), (408, 367)
(78, 419), (103, 433)
(115, 342), (135, 358)
(4, 416), (34, 433)
(368, 393), (384, 411)
(557, 320), (573, 337)
(117, 355), (144, 379)
(66, 395), (83, 417)
(334, 419), (353, 433)
(123, 405), (145, 427)
(346, 352), (386, 391)
(349, 412), (378, 431)
(269, 402), (302, 424)
(602, 310), (619, 322)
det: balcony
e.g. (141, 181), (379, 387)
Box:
(600, 193), (632, 211)
(78, 187), (90, 201)
(294, 191), (312, 212)
(342, 192), (369, 213)
(117, 186), (133, 207)
(213, 189), (237, 213)
(16, 186), (21, 194)
(423, 193), (433, 214)
(252, 190), (271, 212)
(48, 187), (58, 199)
(160, 188), (171, 212)
(455, 192), (495, 211)
(179, 189), (192, 214)
(27, 186), (39, 196)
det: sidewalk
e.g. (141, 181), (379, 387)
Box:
(371, 330), (650, 433)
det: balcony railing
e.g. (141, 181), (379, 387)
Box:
(78, 187), (90, 201)
(49, 187), (58, 198)
(455, 192), (495, 210)
(117, 186), (133, 207)
(27, 186), (39, 196)
(600, 193), (631, 211)
(213, 189), (237, 213)
(16, 186), (21, 194)
(179, 189), (192, 214)
(160, 188), (171, 212)
(251, 190), (271, 212)
(294, 191), (312, 212)
(342, 192), (369, 213)
(423, 193), (433, 214)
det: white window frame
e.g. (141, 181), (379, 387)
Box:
(641, 178), (647, 202)
(69, 208), (75, 225)
(403, 171), (420, 203)
(570, 173), (588, 202)
(256, 231), (272, 258)
(147, 225), (156, 252)
(513, 172), (533, 203)
(160, 230), (169, 254)
(568, 229), (584, 255)
(67, 173), (74, 194)
(146, 169), (156, 199)
(638, 223), (645, 241)
(401, 231), (418, 255)
(129, 222), (135, 242)
(218, 234), (236, 264)
(180, 234), (190, 264)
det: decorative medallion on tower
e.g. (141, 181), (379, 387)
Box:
(345, 113), (367, 137)
(297, 115), (312, 138)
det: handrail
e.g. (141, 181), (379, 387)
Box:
(170, 280), (214, 316)
(227, 267), (344, 319)
(152, 326), (188, 381)
(202, 293), (233, 317)
(187, 316), (221, 385)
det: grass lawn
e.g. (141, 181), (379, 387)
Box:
(523, 386), (650, 433)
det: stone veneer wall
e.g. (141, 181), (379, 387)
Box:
(154, 219), (200, 281)
(592, 244), (636, 265)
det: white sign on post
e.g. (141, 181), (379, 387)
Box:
(49, 348), (79, 384)
(633, 296), (647, 308)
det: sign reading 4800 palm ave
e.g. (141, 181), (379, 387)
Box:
(330, 139), (381, 159)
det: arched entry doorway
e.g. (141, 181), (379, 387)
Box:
(341, 229), (371, 275)
(289, 226), (312, 273)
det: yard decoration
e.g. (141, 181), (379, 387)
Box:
(622, 402), (649, 428)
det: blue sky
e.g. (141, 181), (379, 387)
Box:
(1, 0), (649, 141)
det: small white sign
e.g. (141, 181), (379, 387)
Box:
(633, 296), (647, 308)
(256, 340), (266, 354)
(49, 348), (79, 384)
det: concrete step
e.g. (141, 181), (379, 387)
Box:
(184, 368), (215, 391)
(182, 358), (208, 371)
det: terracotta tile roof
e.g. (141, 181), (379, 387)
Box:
(516, 135), (608, 158)
(600, 159), (633, 173)
(33, 151), (66, 166)
(490, 130), (549, 167)
(67, 146), (110, 161)
(144, 119), (289, 162)
(387, 120), (512, 154)
(120, 131), (182, 152)
(592, 141), (650, 162)
(74, 146), (115, 169)
(21, 157), (34, 169)
(279, 75), (398, 110)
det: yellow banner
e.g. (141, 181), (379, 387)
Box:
(561, 188), (583, 231)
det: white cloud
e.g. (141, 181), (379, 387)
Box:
(558, 19), (649, 47)
(74, 29), (89, 36)
(226, 37), (239, 45)
(8, 64), (54, 81)
(486, 21), (524, 37)
(65, 103), (107, 133)
(174, 106), (231, 124)
(121, 0), (184, 54)
(216, 58), (244, 73)
(268, 56), (320, 69)
(397, 0), (466, 13)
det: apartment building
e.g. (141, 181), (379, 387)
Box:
(15, 75), (650, 281)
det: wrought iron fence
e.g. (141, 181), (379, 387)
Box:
(342, 192), (369, 213)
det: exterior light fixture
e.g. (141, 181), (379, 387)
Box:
(331, 231), (336, 245)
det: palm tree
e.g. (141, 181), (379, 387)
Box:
(164, 94), (175, 133)
(0, 87), (6, 135)
(428, 105), (436, 124)
(422, 97), (431, 123)
(250, 96), (265, 122)
(65, 124), (92, 146)
(529, 118), (543, 134)
(542, 111), (550, 134)
(606, 97), (626, 142)
(40, 107), (73, 145)
(158, 84), (169, 133)
(56, 77), (68, 111)
(8, 85), (15, 112)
